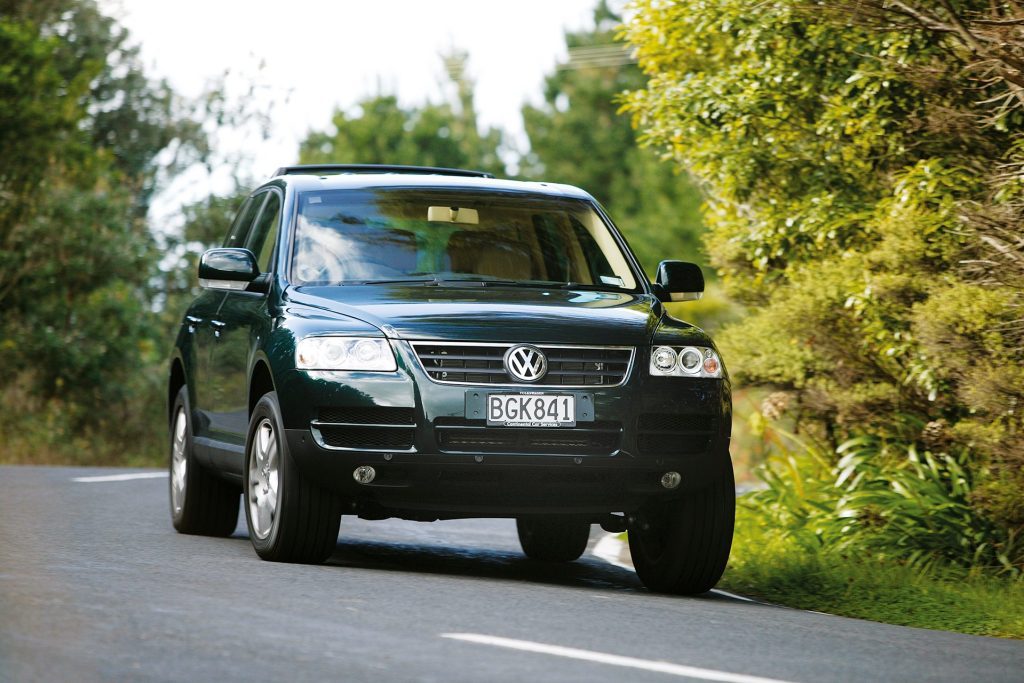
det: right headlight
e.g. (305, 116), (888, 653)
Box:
(295, 336), (397, 371)
(649, 346), (722, 378)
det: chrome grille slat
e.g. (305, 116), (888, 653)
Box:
(418, 353), (504, 362)
(411, 342), (635, 387)
(544, 369), (623, 377)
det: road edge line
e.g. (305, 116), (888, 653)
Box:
(591, 531), (764, 605)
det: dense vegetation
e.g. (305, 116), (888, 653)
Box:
(0, 0), (213, 463)
(623, 0), (1023, 574)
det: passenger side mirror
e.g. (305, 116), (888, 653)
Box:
(198, 248), (261, 291)
(654, 260), (704, 302)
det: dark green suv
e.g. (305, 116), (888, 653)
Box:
(168, 164), (734, 594)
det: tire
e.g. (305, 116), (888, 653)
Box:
(516, 516), (591, 562)
(244, 391), (342, 563)
(627, 464), (735, 595)
(169, 385), (240, 536)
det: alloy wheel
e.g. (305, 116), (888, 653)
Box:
(170, 407), (188, 515)
(248, 418), (280, 539)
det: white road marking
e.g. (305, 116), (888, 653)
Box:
(710, 588), (760, 604)
(72, 472), (169, 483)
(441, 633), (797, 683)
(591, 531), (633, 571)
(591, 532), (762, 605)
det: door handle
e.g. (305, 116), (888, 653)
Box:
(210, 320), (226, 338)
(185, 316), (202, 334)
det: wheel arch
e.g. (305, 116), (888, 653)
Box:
(168, 355), (187, 424)
(249, 357), (277, 419)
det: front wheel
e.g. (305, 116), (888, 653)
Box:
(627, 465), (735, 595)
(516, 516), (591, 562)
(243, 391), (342, 563)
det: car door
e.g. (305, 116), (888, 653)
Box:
(182, 289), (224, 440)
(189, 194), (263, 441)
(205, 189), (282, 472)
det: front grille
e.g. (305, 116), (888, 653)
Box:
(636, 412), (716, 456)
(318, 406), (415, 425)
(435, 419), (621, 455)
(314, 405), (416, 451)
(412, 343), (633, 386)
(437, 468), (620, 485)
(637, 413), (716, 433)
(317, 425), (415, 450)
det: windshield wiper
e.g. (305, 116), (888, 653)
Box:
(446, 278), (630, 292)
(436, 277), (566, 288)
(347, 277), (441, 285)
(349, 276), (561, 288)
(348, 276), (630, 292)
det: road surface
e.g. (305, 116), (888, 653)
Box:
(1, 466), (1021, 682)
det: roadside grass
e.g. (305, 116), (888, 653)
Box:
(0, 427), (164, 468)
(719, 502), (1024, 639)
(0, 382), (165, 468)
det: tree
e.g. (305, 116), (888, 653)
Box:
(0, 0), (209, 458)
(299, 51), (506, 177)
(622, 0), (1023, 570)
(521, 1), (704, 274)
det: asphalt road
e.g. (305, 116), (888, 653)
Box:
(1, 466), (1022, 683)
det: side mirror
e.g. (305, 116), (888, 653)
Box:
(198, 248), (260, 291)
(655, 260), (704, 302)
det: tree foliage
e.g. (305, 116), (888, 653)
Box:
(299, 51), (506, 177)
(0, 0), (207, 453)
(623, 0), (1024, 569)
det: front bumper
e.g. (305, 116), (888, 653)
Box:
(274, 341), (732, 518)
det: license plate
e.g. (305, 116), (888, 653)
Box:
(486, 394), (575, 427)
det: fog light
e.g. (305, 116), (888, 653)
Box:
(353, 466), (376, 484)
(661, 471), (681, 489)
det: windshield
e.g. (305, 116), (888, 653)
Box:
(289, 188), (639, 290)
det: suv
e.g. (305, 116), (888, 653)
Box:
(168, 164), (734, 594)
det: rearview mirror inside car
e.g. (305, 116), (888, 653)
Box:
(427, 206), (479, 224)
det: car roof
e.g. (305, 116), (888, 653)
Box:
(260, 165), (595, 201)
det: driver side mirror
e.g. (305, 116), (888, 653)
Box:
(198, 248), (261, 291)
(654, 260), (704, 302)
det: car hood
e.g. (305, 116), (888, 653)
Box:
(286, 285), (669, 344)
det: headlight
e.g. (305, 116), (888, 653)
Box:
(648, 345), (722, 378)
(678, 347), (702, 374)
(296, 336), (397, 371)
(652, 346), (677, 372)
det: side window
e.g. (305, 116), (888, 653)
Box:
(246, 192), (282, 273)
(224, 195), (264, 248)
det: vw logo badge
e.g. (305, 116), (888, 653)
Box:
(504, 345), (548, 382)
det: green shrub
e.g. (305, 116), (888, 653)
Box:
(623, 0), (1024, 572)
(749, 429), (1022, 575)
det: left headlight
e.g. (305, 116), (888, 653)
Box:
(649, 345), (722, 378)
(295, 336), (397, 371)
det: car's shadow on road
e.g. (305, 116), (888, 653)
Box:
(233, 535), (736, 603)
(332, 537), (642, 591)
(224, 519), (750, 603)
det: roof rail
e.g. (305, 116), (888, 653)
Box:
(271, 164), (494, 179)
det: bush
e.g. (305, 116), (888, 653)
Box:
(623, 0), (1024, 573)
(749, 428), (1022, 574)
